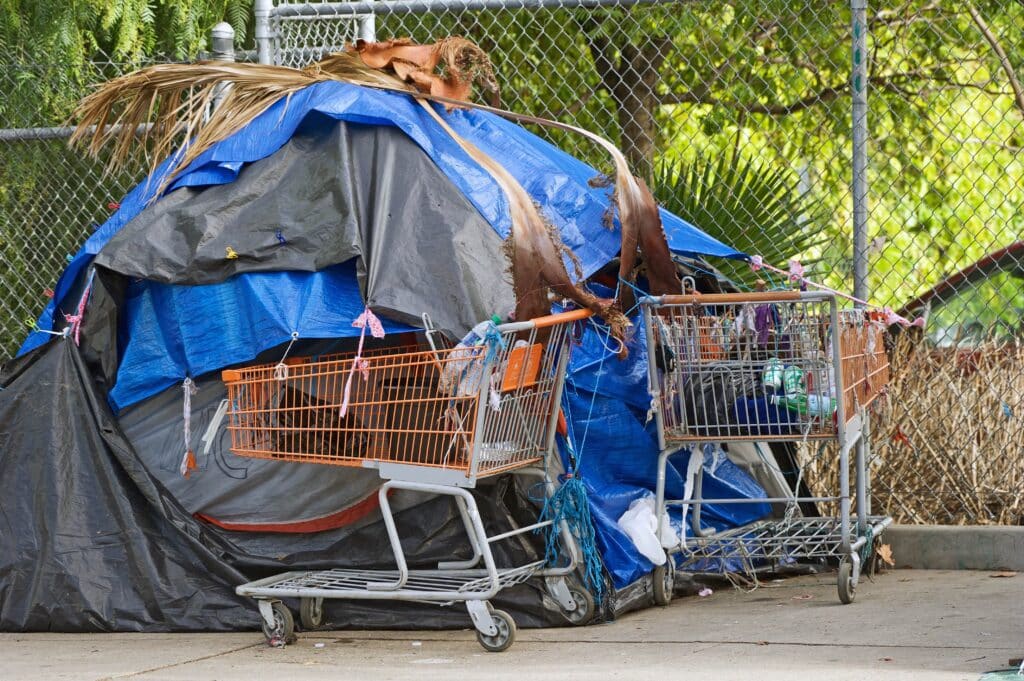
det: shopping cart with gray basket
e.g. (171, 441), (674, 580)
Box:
(641, 290), (893, 605)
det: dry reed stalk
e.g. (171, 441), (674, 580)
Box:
(804, 335), (1024, 525)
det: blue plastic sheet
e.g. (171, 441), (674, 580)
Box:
(561, 305), (771, 588)
(109, 261), (414, 411)
(21, 80), (743, 355)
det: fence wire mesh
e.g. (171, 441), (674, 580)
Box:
(1, 0), (1022, 524)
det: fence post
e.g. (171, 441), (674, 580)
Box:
(359, 7), (377, 42)
(851, 0), (873, 516)
(210, 22), (236, 111)
(851, 0), (869, 304)
(255, 0), (275, 65)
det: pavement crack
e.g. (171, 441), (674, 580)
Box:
(96, 641), (264, 680)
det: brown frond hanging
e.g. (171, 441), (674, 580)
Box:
(417, 94), (681, 305)
(416, 100), (627, 339)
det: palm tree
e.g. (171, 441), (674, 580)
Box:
(653, 147), (827, 289)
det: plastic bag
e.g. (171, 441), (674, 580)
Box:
(616, 496), (674, 565)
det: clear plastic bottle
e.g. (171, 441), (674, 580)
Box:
(762, 358), (784, 390)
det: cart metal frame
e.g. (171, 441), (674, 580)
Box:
(640, 291), (892, 605)
(226, 309), (594, 651)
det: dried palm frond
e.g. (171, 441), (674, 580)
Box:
(349, 37), (499, 106)
(416, 99), (626, 334)
(72, 38), (498, 185)
(71, 58), (409, 187)
(414, 92), (681, 305)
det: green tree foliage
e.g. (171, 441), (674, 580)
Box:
(381, 1), (1022, 308)
(2, 0), (1022, 345)
(0, 0), (251, 124)
(653, 148), (827, 289)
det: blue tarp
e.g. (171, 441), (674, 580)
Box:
(109, 261), (415, 412)
(21, 80), (742, 356)
(557, 296), (770, 587)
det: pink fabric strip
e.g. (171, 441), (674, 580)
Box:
(750, 256), (924, 328)
(339, 307), (386, 417)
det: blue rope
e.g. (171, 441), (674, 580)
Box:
(859, 524), (875, 566)
(481, 321), (506, 365)
(539, 471), (605, 604)
(538, 317), (617, 604)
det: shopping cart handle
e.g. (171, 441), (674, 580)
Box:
(527, 308), (594, 329)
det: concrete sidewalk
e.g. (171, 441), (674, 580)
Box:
(3, 570), (1021, 681)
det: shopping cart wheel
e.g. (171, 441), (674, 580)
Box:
(562, 587), (595, 626)
(261, 601), (296, 646)
(652, 557), (675, 606)
(299, 597), (324, 630)
(837, 557), (856, 605)
(476, 609), (517, 653)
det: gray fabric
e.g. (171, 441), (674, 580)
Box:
(95, 120), (514, 337)
(118, 368), (431, 530)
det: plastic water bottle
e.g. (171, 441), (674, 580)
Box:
(762, 358), (784, 390)
(443, 315), (503, 396)
(459, 315), (503, 348)
(772, 393), (836, 417)
(783, 365), (804, 395)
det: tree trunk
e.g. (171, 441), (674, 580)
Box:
(614, 82), (658, 181)
(584, 34), (669, 181)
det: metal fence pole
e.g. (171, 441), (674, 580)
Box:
(210, 22), (236, 110)
(851, 0), (869, 304)
(360, 3), (378, 41)
(255, 0), (275, 64)
(850, 0), (871, 516)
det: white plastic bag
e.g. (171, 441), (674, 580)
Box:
(617, 496), (675, 565)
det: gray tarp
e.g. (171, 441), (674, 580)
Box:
(94, 119), (515, 337)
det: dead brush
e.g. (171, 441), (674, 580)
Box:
(803, 333), (1024, 525)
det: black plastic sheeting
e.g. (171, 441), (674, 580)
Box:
(0, 339), (603, 631)
(93, 117), (514, 339)
(0, 340), (250, 631)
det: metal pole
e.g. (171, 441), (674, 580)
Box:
(255, 0), (275, 65)
(359, 2), (377, 41)
(851, 0), (869, 304)
(209, 22), (236, 111)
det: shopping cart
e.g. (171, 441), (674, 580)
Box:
(641, 290), (893, 605)
(223, 309), (593, 652)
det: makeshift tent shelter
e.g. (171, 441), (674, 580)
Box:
(1, 70), (770, 631)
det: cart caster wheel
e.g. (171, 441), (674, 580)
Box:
(476, 609), (516, 653)
(261, 601), (296, 646)
(652, 557), (675, 606)
(299, 597), (324, 630)
(837, 558), (856, 605)
(562, 588), (595, 626)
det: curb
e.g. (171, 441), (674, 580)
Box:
(885, 524), (1024, 571)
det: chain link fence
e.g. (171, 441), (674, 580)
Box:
(2, 0), (1022, 524)
(0, 55), (163, 358)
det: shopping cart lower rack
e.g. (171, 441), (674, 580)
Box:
(641, 291), (893, 605)
(223, 309), (594, 652)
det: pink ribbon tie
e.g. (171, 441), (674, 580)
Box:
(340, 307), (386, 417)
